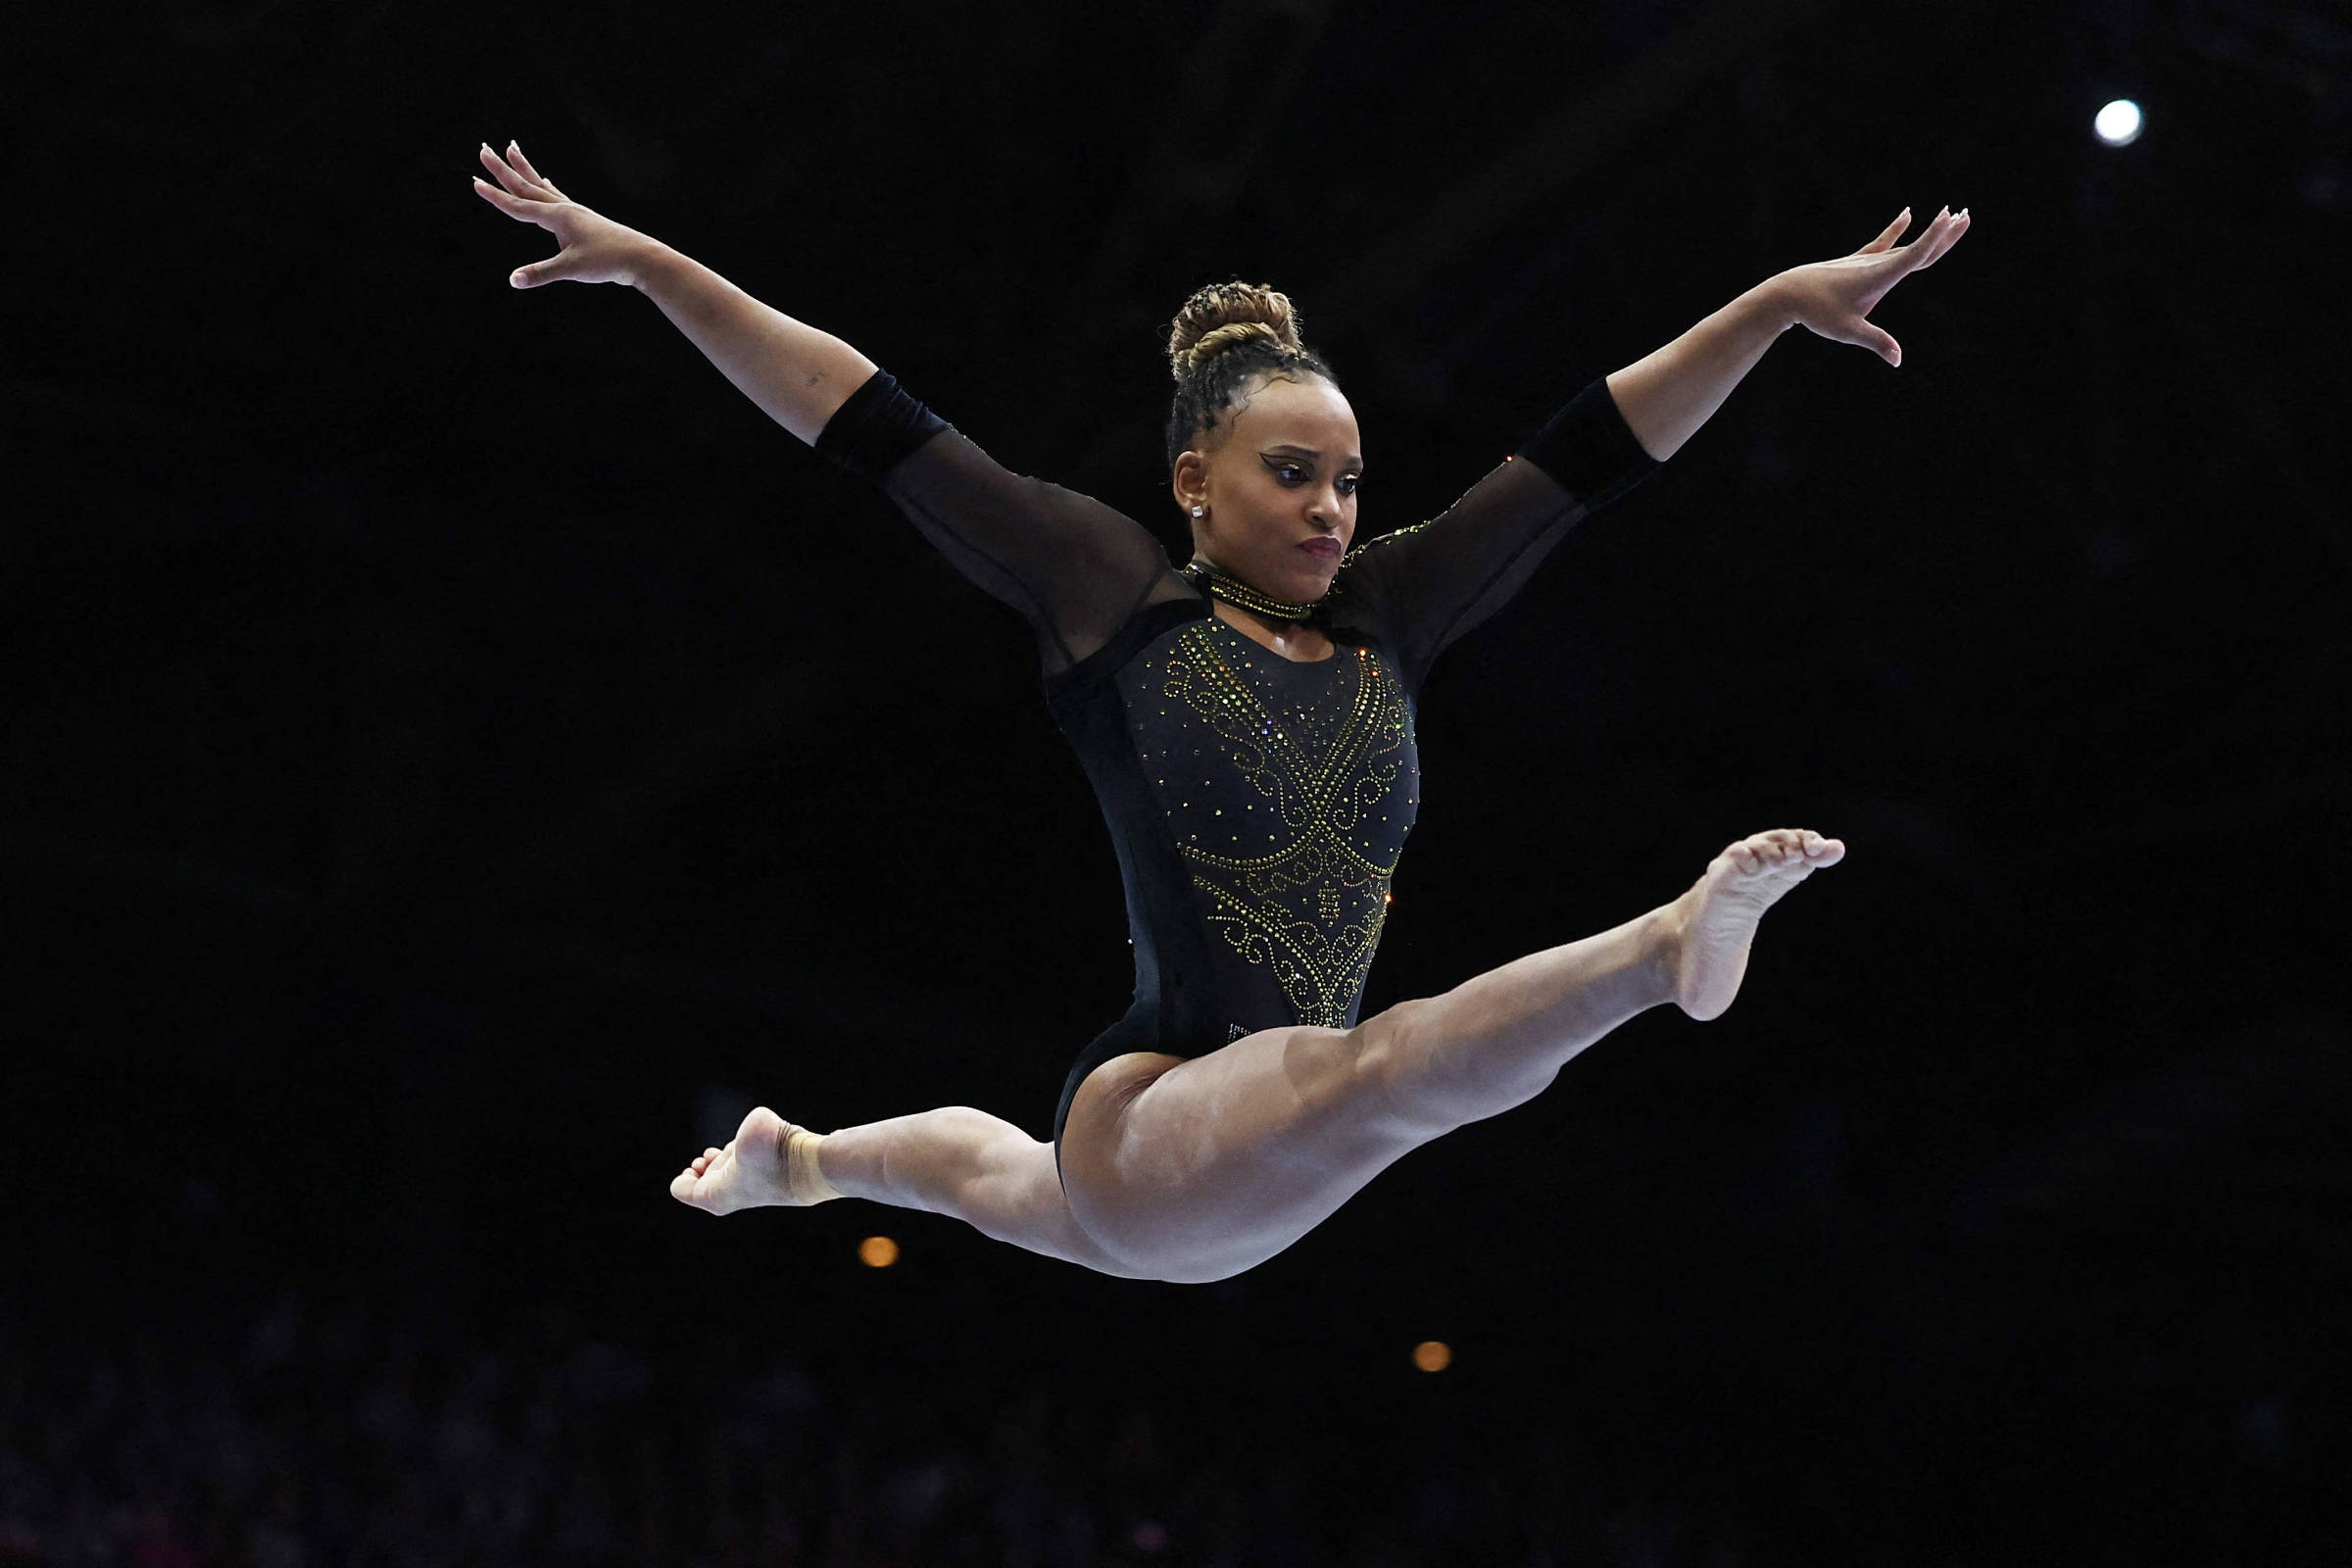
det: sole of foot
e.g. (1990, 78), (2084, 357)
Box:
(671, 1104), (802, 1215)
(1670, 828), (1844, 1021)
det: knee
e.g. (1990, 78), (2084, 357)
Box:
(1345, 1002), (1455, 1140)
(932, 1104), (999, 1141)
(934, 1105), (1043, 1185)
(1351, 999), (1553, 1136)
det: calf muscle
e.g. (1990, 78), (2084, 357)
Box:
(819, 1105), (1143, 1277)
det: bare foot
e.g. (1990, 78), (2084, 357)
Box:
(670, 1105), (829, 1214)
(1663, 829), (1845, 1021)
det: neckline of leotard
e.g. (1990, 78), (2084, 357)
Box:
(1196, 595), (1342, 665)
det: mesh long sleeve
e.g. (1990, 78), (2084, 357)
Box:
(1335, 376), (1659, 694)
(816, 370), (1191, 671)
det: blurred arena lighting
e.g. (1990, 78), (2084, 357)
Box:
(858, 1236), (901, 1268)
(1411, 1341), (1452, 1373)
(2094, 98), (2145, 146)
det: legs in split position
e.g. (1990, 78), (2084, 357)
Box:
(672, 828), (1843, 1282)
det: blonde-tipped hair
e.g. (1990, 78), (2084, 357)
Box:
(1164, 280), (1332, 468)
(1166, 281), (1305, 380)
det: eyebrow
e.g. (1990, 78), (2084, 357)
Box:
(1262, 443), (1365, 468)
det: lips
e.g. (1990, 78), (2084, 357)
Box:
(1298, 537), (1342, 561)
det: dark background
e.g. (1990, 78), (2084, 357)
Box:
(8, 0), (2349, 1562)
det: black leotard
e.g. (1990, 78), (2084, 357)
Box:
(816, 370), (1659, 1173)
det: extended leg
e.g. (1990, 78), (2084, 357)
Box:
(671, 1103), (1145, 1276)
(1350, 824), (1825, 1130)
(1060, 828), (1844, 1281)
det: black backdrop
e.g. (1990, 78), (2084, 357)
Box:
(8, 0), (2349, 1561)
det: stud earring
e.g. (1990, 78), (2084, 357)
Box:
(1191, 505), (1204, 517)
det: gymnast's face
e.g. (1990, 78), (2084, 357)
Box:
(1173, 371), (1362, 608)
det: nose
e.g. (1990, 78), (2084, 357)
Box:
(1307, 483), (1345, 530)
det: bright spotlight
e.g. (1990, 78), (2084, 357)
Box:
(2094, 99), (2144, 147)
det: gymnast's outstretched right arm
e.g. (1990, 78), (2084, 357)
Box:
(472, 140), (1184, 669)
(472, 140), (877, 441)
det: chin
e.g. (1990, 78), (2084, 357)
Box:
(1238, 547), (1341, 604)
(1270, 564), (1334, 602)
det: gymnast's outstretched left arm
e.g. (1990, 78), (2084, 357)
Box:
(1335, 205), (1974, 689)
(1604, 204), (1972, 462)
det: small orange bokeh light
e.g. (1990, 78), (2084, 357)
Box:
(858, 1236), (901, 1268)
(1411, 1340), (1451, 1373)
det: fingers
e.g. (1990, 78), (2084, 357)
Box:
(472, 141), (585, 287)
(1853, 207), (1910, 256)
(1900, 206), (1970, 270)
(1857, 205), (1969, 272)
(1930, 207), (1970, 262)
(1843, 206), (1964, 364)
(472, 142), (567, 231)
(504, 140), (566, 200)
(470, 176), (559, 228)
(1814, 310), (1902, 366)
(507, 247), (577, 289)
(477, 141), (547, 199)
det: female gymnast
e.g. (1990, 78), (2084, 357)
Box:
(474, 141), (1968, 1284)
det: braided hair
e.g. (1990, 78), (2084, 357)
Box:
(1164, 280), (1338, 471)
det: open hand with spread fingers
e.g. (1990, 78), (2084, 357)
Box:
(470, 140), (659, 289)
(1771, 205), (1971, 368)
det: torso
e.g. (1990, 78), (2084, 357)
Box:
(1107, 605), (1418, 1030)
(1044, 589), (1422, 1155)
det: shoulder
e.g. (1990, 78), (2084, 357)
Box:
(1340, 520), (1437, 570)
(1045, 591), (1210, 698)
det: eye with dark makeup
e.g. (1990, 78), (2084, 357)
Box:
(1268, 460), (1362, 496)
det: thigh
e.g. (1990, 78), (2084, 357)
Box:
(1058, 1024), (1430, 1281)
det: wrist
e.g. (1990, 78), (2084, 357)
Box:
(625, 239), (686, 294)
(1742, 275), (1800, 334)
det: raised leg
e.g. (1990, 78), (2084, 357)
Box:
(670, 1103), (1146, 1277)
(1059, 828), (1844, 1282)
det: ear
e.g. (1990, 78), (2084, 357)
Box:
(1171, 450), (1208, 516)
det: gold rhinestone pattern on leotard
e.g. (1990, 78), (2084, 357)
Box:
(1123, 618), (1419, 1028)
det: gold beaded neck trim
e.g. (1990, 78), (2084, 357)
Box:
(1184, 562), (1324, 622)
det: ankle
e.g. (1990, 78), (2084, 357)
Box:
(1635, 902), (1687, 1011)
(789, 1129), (843, 1205)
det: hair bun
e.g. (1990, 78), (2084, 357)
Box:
(1166, 281), (1304, 381)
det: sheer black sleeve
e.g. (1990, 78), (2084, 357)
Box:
(1335, 376), (1660, 695)
(814, 369), (1193, 672)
